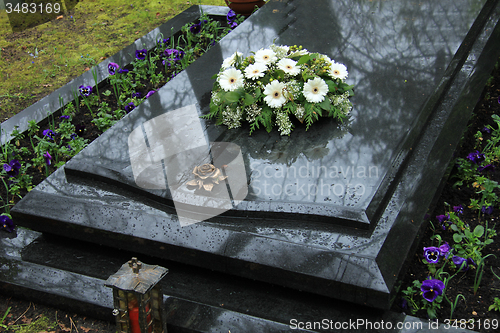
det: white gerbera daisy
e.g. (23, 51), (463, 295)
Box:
(329, 62), (348, 80)
(263, 80), (286, 108)
(303, 77), (328, 103)
(218, 68), (244, 91)
(277, 58), (300, 76)
(244, 62), (267, 80)
(254, 48), (277, 65)
(221, 51), (243, 69)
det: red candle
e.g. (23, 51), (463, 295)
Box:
(128, 300), (141, 333)
(128, 299), (152, 333)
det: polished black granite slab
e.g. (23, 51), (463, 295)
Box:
(0, 229), (473, 332)
(11, 0), (500, 310)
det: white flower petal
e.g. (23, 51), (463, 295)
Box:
(218, 68), (244, 91)
(277, 58), (300, 76)
(329, 62), (348, 80)
(244, 62), (267, 80)
(222, 51), (243, 69)
(254, 48), (277, 65)
(263, 80), (287, 108)
(303, 77), (328, 103)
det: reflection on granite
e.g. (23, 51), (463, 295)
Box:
(58, 0), (490, 229)
(11, 0), (500, 310)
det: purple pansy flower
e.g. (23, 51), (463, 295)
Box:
(157, 38), (169, 45)
(438, 242), (451, 257)
(164, 48), (184, 61)
(0, 215), (15, 233)
(227, 9), (237, 22)
(145, 90), (156, 98)
(3, 159), (21, 177)
(79, 85), (92, 97)
(190, 22), (202, 34)
(42, 129), (56, 140)
(436, 214), (450, 230)
(125, 102), (135, 113)
(135, 49), (147, 60)
(482, 126), (491, 134)
(60, 115), (70, 120)
(108, 62), (120, 75)
(452, 256), (469, 271)
(478, 164), (495, 173)
(132, 92), (142, 98)
(70, 133), (78, 140)
(118, 69), (129, 74)
(481, 205), (494, 215)
(453, 205), (464, 215)
(467, 150), (485, 164)
(467, 258), (476, 267)
(43, 151), (52, 166)
(75, 124), (85, 137)
(421, 279), (445, 302)
(423, 247), (441, 264)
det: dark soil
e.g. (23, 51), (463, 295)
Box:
(390, 60), (500, 331)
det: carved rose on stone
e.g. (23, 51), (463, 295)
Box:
(186, 163), (228, 191)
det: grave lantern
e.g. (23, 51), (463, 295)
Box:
(105, 257), (168, 333)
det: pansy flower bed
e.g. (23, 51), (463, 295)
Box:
(393, 60), (500, 332)
(0, 9), (246, 231)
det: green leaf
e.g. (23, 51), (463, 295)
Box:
(464, 229), (473, 239)
(244, 93), (255, 106)
(225, 91), (242, 103)
(297, 54), (310, 65)
(485, 239), (494, 245)
(474, 225), (485, 238)
(453, 233), (463, 243)
(275, 69), (285, 81)
(326, 80), (338, 93)
(450, 224), (459, 232)
(318, 97), (331, 111)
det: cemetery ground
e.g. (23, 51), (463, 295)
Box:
(1, 1), (500, 332)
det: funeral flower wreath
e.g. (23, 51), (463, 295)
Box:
(204, 44), (354, 135)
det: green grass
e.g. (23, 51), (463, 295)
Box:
(0, 0), (226, 121)
(9, 315), (57, 333)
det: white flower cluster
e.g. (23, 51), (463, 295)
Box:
(207, 44), (354, 135)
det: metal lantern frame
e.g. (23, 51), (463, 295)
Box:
(105, 257), (168, 333)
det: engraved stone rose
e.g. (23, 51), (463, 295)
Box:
(186, 163), (228, 191)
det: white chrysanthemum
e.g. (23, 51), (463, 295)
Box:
(303, 77), (328, 103)
(320, 54), (332, 64)
(263, 80), (286, 108)
(277, 58), (300, 76)
(244, 62), (267, 80)
(218, 68), (244, 91)
(288, 48), (309, 58)
(329, 62), (348, 80)
(270, 44), (289, 58)
(254, 48), (277, 65)
(221, 51), (243, 69)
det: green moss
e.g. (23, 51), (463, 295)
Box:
(11, 315), (57, 333)
(0, 0), (226, 120)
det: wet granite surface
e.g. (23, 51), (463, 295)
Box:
(10, 0), (500, 311)
(0, 229), (472, 332)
